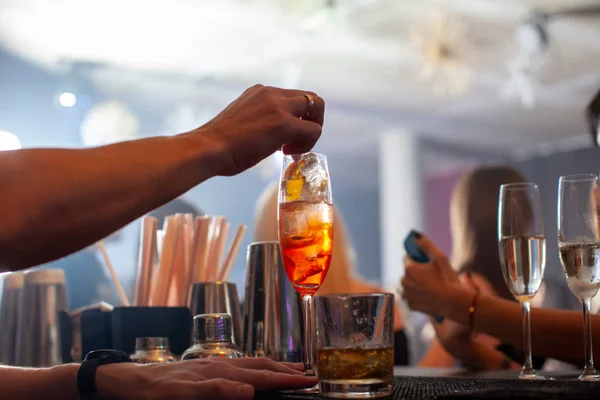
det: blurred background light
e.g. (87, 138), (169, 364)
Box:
(0, 131), (22, 151)
(58, 92), (77, 107)
(80, 101), (140, 146)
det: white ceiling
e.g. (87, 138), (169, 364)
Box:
(1, 0), (600, 179)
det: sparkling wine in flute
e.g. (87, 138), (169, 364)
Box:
(557, 173), (600, 380)
(559, 242), (600, 299)
(499, 235), (546, 302)
(498, 182), (546, 380)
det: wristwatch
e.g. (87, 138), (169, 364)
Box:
(77, 349), (131, 400)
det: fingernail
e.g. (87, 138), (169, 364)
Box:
(237, 384), (254, 398)
(290, 363), (305, 372)
(412, 230), (423, 239)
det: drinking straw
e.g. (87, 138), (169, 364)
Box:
(209, 220), (229, 281)
(182, 214), (194, 286)
(98, 240), (131, 307)
(134, 216), (158, 306)
(167, 215), (188, 306)
(150, 216), (180, 306)
(190, 216), (211, 283)
(205, 217), (225, 281)
(218, 224), (247, 282)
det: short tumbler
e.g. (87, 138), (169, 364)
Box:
(315, 293), (394, 398)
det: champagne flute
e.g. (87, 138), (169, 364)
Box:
(278, 152), (333, 384)
(498, 182), (546, 380)
(558, 174), (600, 381)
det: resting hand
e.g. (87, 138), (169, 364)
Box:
(96, 357), (317, 400)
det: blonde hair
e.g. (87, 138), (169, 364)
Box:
(253, 182), (355, 295)
(450, 165), (526, 301)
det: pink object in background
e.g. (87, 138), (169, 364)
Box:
(424, 170), (465, 257)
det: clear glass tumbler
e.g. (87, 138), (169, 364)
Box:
(315, 293), (394, 398)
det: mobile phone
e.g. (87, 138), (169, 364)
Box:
(404, 230), (430, 263)
(403, 230), (443, 323)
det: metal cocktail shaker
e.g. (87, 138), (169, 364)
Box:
(181, 314), (245, 360)
(242, 241), (302, 361)
(188, 282), (242, 347)
(130, 337), (177, 364)
(15, 269), (68, 367)
(0, 272), (25, 364)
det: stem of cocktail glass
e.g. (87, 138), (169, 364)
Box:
(581, 298), (598, 378)
(520, 300), (536, 378)
(302, 294), (314, 375)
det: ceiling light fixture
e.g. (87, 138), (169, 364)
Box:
(409, 9), (473, 97)
(502, 10), (549, 109)
(517, 11), (549, 58)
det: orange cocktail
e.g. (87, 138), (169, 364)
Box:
(278, 152), (333, 378)
(279, 201), (333, 296)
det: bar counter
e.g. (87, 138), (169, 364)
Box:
(255, 368), (600, 399)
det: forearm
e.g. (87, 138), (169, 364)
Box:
(0, 131), (220, 270)
(0, 364), (79, 399)
(442, 287), (596, 366)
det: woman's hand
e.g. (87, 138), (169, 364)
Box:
(400, 233), (462, 317)
(96, 358), (317, 400)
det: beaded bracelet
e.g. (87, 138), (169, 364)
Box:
(468, 289), (480, 332)
(464, 271), (481, 333)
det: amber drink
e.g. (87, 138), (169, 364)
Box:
(317, 347), (393, 381)
(315, 294), (394, 398)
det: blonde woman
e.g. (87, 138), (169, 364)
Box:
(417, 165), (546, 369)
(254, 182), (408, 365)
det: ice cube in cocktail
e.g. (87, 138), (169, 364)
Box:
(299, 153), (329, 202)
(279, 201), (333, 296)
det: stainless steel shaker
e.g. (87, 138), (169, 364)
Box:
(181, 314), (245, 360)
(242, 241), (303, 361)
(15, 269), (68, 367)
(188, 282), (242, 347)
(0, 272), (25, 364)
(130, 337), (177, 364)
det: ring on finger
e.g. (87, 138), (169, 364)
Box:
(303, 94), (314, 119)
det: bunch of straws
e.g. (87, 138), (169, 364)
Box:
(103, 214), (247, 307)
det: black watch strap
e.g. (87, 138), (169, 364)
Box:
(77, 350), (131, 400)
